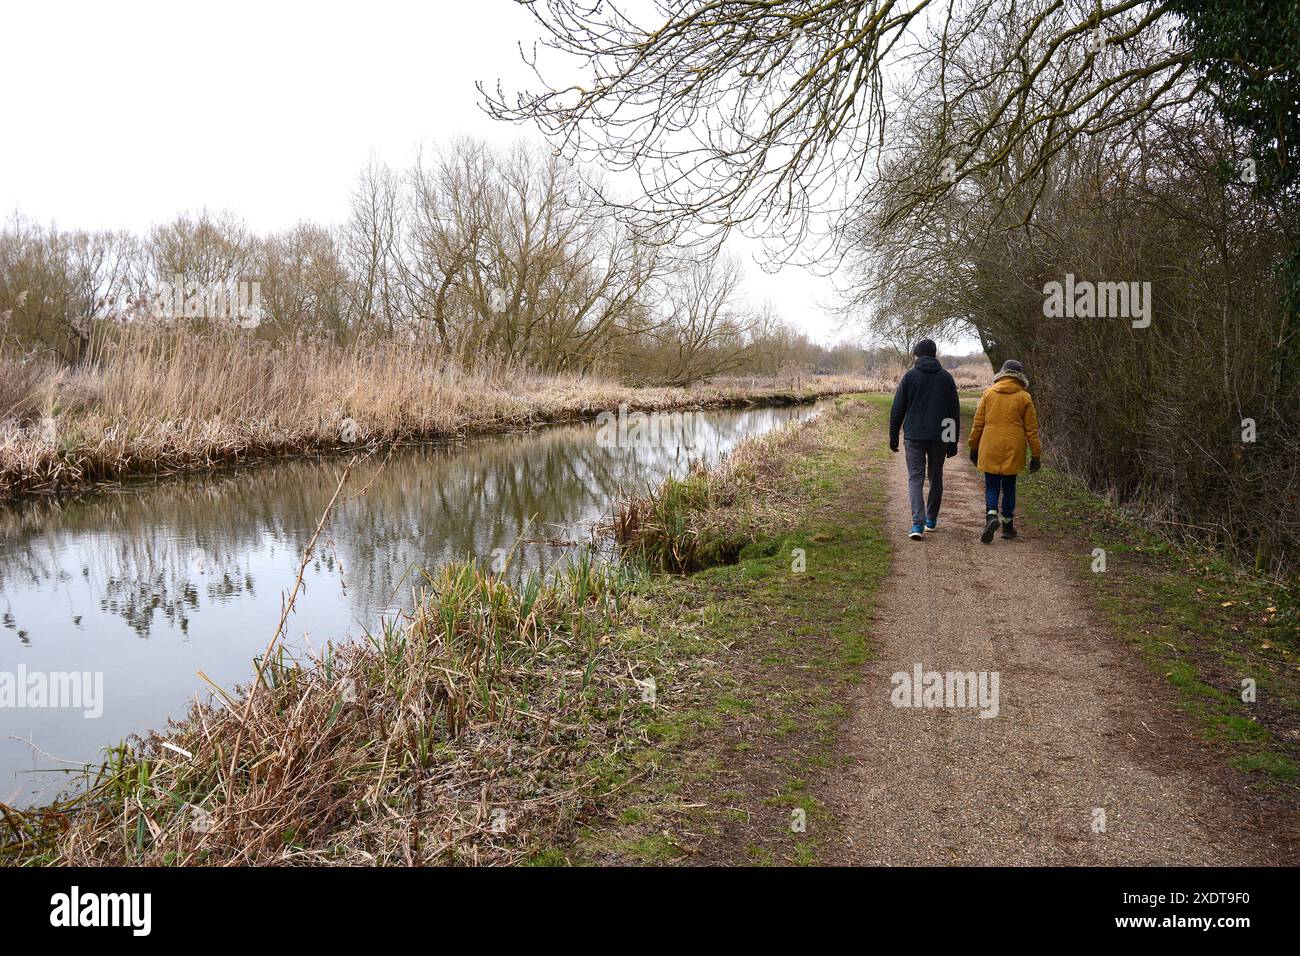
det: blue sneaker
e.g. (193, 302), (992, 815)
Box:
(924, 518), (937, 532)
(908, 524), (924, 540)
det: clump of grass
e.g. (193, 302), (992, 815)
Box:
(612, 400), (858, 572)
(0, 349), (57, 425)
(1, 551), (657, 866)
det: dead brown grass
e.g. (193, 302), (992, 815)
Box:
(0, 327), (876, 497)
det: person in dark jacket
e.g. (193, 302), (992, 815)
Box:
(889, 339), (961, 540)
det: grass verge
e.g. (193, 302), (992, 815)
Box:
(571, 395), (892, 865)
(955, 393), (1299, 790)
(1017, 461), (1300, 791)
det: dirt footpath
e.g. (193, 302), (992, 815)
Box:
(830, 452), (1292, 865)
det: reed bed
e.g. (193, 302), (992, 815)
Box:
(0, 328), (875, 498)
(2, 551), (658, 866)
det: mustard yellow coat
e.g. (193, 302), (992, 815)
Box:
(969, 377), (1042, 475)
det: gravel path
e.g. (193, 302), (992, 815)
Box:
(832, 451), (1289, 865)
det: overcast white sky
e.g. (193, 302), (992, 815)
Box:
(0, 0), (979, 352)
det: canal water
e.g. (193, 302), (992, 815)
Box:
(0, 402), (820, 805)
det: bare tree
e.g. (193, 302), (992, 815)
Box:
(401, 138), (667, 370)
(342, 160), (404, 336)
(484, 0), (1197, 263)
(148, 211), (257, 292)
(0, 216), (139, 364)
(260, 223), (349, 342)
(649, 251), (754, 385)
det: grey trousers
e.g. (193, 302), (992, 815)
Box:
(904, 439), (947, 526)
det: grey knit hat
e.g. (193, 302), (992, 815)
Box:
(993, 359), (1028, 386)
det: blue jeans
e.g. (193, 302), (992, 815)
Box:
(984, 473), (1016, 517)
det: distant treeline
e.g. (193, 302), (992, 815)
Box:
(0, 139), (887, 386)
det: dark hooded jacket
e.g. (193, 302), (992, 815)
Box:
(888, 356), (961, 450)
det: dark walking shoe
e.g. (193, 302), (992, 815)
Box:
(980, 510), (1000, 544)
(1001, 518), (1017, 539)
(909, 524), (924, 540)
(924, 518), (937, 533)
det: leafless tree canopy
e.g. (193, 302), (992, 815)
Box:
(484, 0), (1196, 262)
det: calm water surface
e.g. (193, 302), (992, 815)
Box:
(0, 403), (819, 804)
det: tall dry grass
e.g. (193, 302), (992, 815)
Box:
(951, 363), (994, 390)
(0, 326), (874, 497)
(863, 361), (994, 393)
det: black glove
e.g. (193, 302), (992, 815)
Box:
(890, 442), (899, 454)
(946, 442), (957, 459)
(1029, 457), (1041, 473)
(969, 448), (979, 464)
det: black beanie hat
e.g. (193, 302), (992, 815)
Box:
(999, 359), (1023, 374)
(913, 338), (937, 358)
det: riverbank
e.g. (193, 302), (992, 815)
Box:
(0, 330), (882, 499)
(578, 394), (893, 863)
(2, 395), (890, 864)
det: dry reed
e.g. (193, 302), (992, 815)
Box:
(0, 327), (875, 498)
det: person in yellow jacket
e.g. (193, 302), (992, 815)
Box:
(968, 359), (1042, 543)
